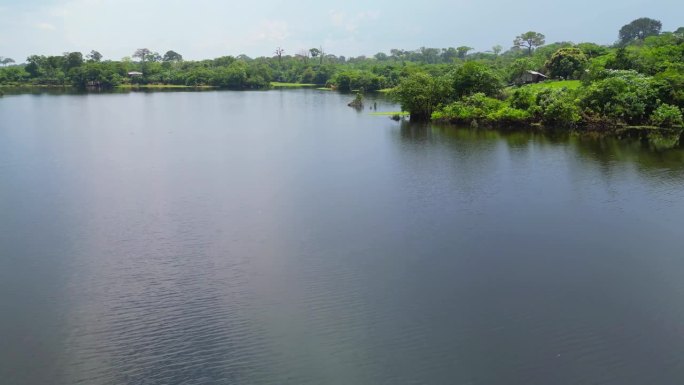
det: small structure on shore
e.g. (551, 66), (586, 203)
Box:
(127, 71), (143, 77)
(517, 70), (548, 85)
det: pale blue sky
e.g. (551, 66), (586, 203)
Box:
(0, 0), (681, 62)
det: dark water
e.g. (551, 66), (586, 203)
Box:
(2, 89), (684, 385)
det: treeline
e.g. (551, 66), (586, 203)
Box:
(392, 18), (684, 128)
(0, 46), (472, 91)
(0, 18), (682, 127)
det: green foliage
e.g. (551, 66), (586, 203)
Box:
(654, 63), (684, 107)
(450, 62), (503, 98)
(514, 31), (546, 55)
(521, 80), (582, 91)
(509, 86), (537, 110)
(86, 50), (102, 62)
(545, 48), (588, 79)
(391, 72), (452, 120)
(619, 17), (662, 45)
(162, 50), (183, 62)
(535, 88), (581, 126)
(576, 43), (608, 58)
(580, 70), (662, 125)
(331, 70), (385, 91)
(486, 106), (532, 125)
(650, 104), (683, 127)
(0, 66), (29, 84)
(433, 93), (530, 125)
(70, 62), (123, 88)
(210, 63), (248, 88)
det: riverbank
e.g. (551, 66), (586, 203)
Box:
(116, 84), (216, 89)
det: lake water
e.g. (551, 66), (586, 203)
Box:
(2, 89), (684, 385)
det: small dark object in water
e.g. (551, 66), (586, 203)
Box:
(390, 114), (401, 121)
(348, 92), (364, 108)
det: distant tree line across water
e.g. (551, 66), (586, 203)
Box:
(1, 18), (682, 128)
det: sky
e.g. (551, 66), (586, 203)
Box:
(0, 0), (681, 62)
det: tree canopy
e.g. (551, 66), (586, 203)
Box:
(514, 32), (546, 55)
(619, 18), (662, 45)
(162, 50), (183, 62)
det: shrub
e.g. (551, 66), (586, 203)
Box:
(486, 106), (532, 125)
(650, 104), (684, 127)
(509, 86), (537, 110)
(432, 93), (502, 122)
(432, 93), (530, 125)
(536, 88), (581, 126)
(580, 70), (661, 125)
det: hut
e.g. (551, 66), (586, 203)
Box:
(127, 71), (143, 77)
(517, 70), (548, 85)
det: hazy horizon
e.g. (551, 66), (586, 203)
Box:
(0, 0), (681, 62)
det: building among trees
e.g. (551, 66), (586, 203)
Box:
(517, 70), (548, 85)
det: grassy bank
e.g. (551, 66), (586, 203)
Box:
(270, 82), (318, 88)
(517, 80), (582, 91)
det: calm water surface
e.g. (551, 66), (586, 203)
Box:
(2, 90), (684, 385)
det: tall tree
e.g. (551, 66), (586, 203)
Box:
(309, 47), (324, 65)
(274, 47), (284, 65)
(514, 31), (546, 55)
(492, 45), (503, 57)
(618, 18), (662, 45)
(162, 50), (183, 62)
(318, 46), (325, 65)
(456, 46), (473, 59)
(0, 57), (15, 66)
(419, 47), (440, 63)
(87, 50), (102, 62)
(133, 48), (151, 63)
(390, 49), (406, 62)
(63, 52), (84, 71)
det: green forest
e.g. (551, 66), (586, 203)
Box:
(1, 17), (683, 128)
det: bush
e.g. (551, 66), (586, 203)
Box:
(432, 93), (530, 126)
(486, 106), (532, 125)
(509, 86), (537, 110)
(580, 70), (661, 125)
(536, 88), (581, 126)
(432, 93), (502, 122)
(650, 104), (684, 127)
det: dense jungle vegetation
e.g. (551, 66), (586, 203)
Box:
(1, 17), (682, 128)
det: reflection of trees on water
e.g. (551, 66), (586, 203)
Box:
(570, 131), (684, 173)
(395, 121), (684, 184)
